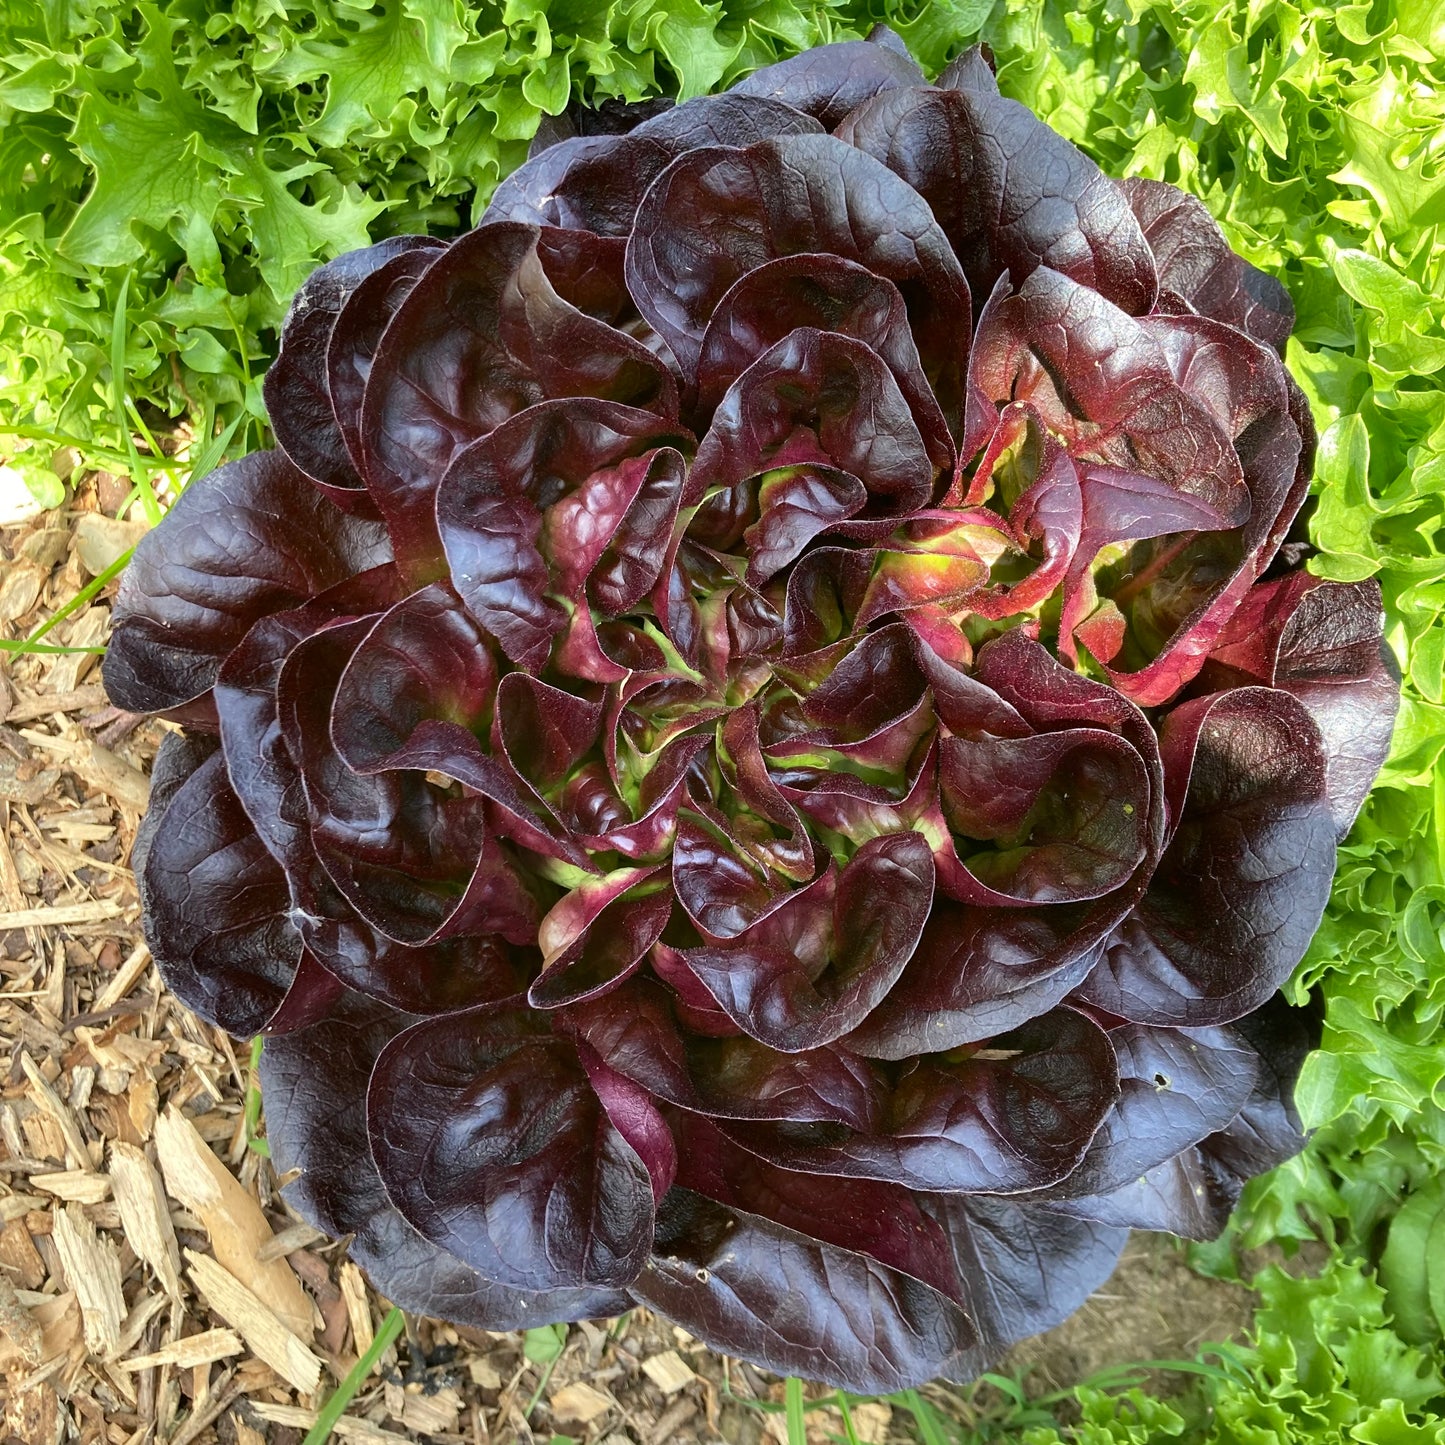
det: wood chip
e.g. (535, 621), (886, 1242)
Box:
(549, 1380), (615, 1425)
(109, 1141), (183, 1299)
(76, 740), (150, 812)
(255, 1221), (324, 1263)
(118, 1328), (243, 1372)
(0, 899), (125, 930)
(641, 1349), (694, 1396)
(19, 1052), (97, 1170)
(2, 684), (109, 726)
(50, 1205), (125, 1359)
(337, 1262), (374, 1363)
(249, 1401), (412, 1444)
(0, 1271), (44, 1366)
(155, 1106), (314, 1339)
(184, 1250), (322, 1397)
(29, 1169), (112, 1204)
(0, 1291), (80, 1372)
(93, 942), (152, 1011)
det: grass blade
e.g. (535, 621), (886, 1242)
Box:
(894, 1389), (950, 1445)
(302, 1304), (404, 1445)
(785, 1377), (807, 1445)
(109, 271), (161, 526)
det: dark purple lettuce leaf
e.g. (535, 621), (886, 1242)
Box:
(278, 616), (543, 947)
(1023, 1020), (1258, 1202)
(969, 267), (1247, 524)
(725, 1007), (1119, 1192)
(103, 451), (391, 721)
(925, 1193), (1128, 1372)
(1120, 177), (1295, 354)
(632, 1185), (973, 1394)
(327, 240), (447, 482)
(625, 133), (970, 419)
(366, 1006), (659, 1290)
(1078, 687), (1335, 1026)
(729, 35), (924, 128)
(936, 43), (999, 94)
(436, 398), (690, 671)
(263, 236), (440, 499)
(359, 223), (677, 570)
(681, 831), (935, 1051)
(695, 255), (953, 470)
(836, 85), (1157, 316)
(483, 95), (823, 236)
(529, 869), (673, 1009)
(1043, 997), (1316, 1239)
(261, 994), (630, 1327)
(691, 328), (937, 511)
(138, 737), (339, 1037)
(1199, 575), (1399, 836)
(565, 975), (886, 1128)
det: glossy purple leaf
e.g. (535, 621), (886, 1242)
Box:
(692, 328), (936, 511)
(726, 1007), (1119, 1192)
(1042, 999), (1313, 1239)
(1121, 177), (1295, 353)
(1079, 687), (1336, 1026)
(695, 255), (953, 468)
(483, 95), (823, 236)
(1200, 575), (1399, 836)
(327, 240), (447, 481)
(625, 133), (970, 402)
(367, 1006), (657, 1289)
(262, 995), (630, 1327)
(632, 1183), (974, 1393)
(103, 450), (391, 720)
(837, 85), (1157, 315)
(681, 831), (934, 1051)
(969, 267), (1247, 524)
(436, 398), (689, 670)
(360, 223), (677, 569)
(264, 236), (441, 498)
(138, 738), (337, 1037)
(730, 36), (924, 128)
(529, 870), (673, 1008)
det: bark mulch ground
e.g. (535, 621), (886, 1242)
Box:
(0, 469), (1258, 1445)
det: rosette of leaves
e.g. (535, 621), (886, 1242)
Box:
(105, 31), (1400, 1394)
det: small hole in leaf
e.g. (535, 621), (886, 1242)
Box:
(1154, 1072), (1171, 1088)
(695, 1268), (711, 1284)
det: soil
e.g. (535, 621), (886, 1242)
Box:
(0, 475), (1260, 1445)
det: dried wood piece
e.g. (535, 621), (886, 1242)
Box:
(109, 1141), (182, 1299)
(250, 1402), (412, 1445)
(549, 1381), (615, 1425)
(19, 1053), (96, 1169)
(0, 900), (125, 930)
(0, 1292), (80, 1372)
(254, 1221), (324, 1263)
(118, 1328), (243, 1372)
(184, 1250), (322, 1396)
(155, 1106), (313, 1339)
(402, 1387), (463, 1434)
(93, 943), (152, 1012)
(29, 1170), (111, 1204)
(641, 1349), (694, 1395)
(2, 685), (109, 726)
(0, 1271), (43, 1366)
(50, 1205), (125, 1359)
(337, 1262), (373, 1363)
(113, 1290), (169, 1359)
(75, 740), (150, 812)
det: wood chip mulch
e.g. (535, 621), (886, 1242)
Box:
(0, 465), (1256, 1445)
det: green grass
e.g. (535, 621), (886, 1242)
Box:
(5, 1), (1444, 1439)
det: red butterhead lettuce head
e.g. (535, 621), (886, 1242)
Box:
(105, 31), (1397, 1393)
